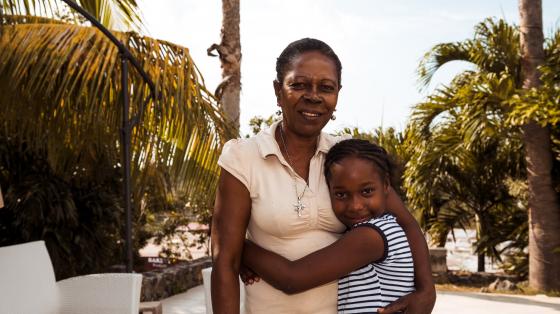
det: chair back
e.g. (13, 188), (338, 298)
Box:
(0, 241), (59, 314)
(57, 273), (143, 314)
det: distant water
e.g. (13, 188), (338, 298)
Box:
(139, 223), (210, 260)
(442, 229), (500, 273)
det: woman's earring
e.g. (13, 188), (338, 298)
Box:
(330, 114), (336, 121)
(276, 110), (282, 116)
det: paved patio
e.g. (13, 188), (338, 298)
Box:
(160, 285), (560, 314)
(161, 285), (206, 314)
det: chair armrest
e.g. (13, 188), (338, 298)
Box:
(57, 273), (142, 314)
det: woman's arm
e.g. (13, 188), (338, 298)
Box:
(211, 169), (251, 314)
(242, 226), (384, 294)
(381, 186), (436, 314)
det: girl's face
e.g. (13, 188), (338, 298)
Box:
(274, 50), (339, 138)
(328, 156), (389, 227)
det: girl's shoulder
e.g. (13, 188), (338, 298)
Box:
(351, 213), (407, 264)
(354, 213), (398, 229)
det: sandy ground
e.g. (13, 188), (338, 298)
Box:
(159, 285), (560, 314)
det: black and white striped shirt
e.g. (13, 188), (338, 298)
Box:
(337, 213), (415, 313)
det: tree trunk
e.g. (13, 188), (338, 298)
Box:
(208, 0), (241, 135)
(435, 230), (448, 248)
(477, 253), (485, 273)
(519, 0), (560, 292)
(475, 214), (485, 272)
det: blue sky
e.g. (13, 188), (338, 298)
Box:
(138, 0), (560, 136)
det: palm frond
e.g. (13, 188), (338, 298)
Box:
(409, 84), (460, 137)
(473, 18), (520, 78)
(417, 18), (520, 89)
(1, 0), (143, 30)
(79, 0), (142, 30)
(417, 41), (472, 89)
(0, 17), (235, 213)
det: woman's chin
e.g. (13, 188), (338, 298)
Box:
(292, 120), (329, 137)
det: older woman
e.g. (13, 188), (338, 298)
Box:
(211, 38), (435, 314)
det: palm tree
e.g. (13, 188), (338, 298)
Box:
(0, 3), (234, 276)
(414, 17), (560, 279)
(208, 0), (241, 134)
(518, 0), (560, 292)
(410, 19), (526, 271)
(405, 90), (525, 271)
(0, 12), (233, 210)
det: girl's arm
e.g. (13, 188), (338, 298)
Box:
(242, 226), (384, 294)
(211, 170), (251, 314)
(381, 186), (436, 314)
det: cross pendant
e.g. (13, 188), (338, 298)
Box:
(293, 199), (306, 217)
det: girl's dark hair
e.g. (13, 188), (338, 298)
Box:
(324, 139), (395, 186)
(276, 38), (342, 86)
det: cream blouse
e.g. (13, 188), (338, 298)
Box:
(218, 121), (349, 314)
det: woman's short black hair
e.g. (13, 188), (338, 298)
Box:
(324, 139), (395, 186)
(276, 38), (342, 86)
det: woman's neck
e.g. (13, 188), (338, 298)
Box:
(276, 122), (318, 181)
(277, 123), (318, 156)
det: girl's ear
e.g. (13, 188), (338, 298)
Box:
(384, 176), (391, 195)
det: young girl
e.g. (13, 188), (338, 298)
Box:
(242, 139), (415, 313)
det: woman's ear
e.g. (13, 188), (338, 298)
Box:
(273, 80), (281, 102)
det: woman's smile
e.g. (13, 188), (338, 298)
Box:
(299, 109), (324, 120)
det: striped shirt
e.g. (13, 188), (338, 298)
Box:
(337, 213), (415, 313)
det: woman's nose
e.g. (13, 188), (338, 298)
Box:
(304, 86), (321, 103)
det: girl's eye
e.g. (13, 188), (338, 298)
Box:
(362, 188), (374, 195)
(334, 192), (347, 199)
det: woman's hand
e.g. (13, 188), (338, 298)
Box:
(378, 288), (436, 314)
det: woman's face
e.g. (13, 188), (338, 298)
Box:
(274, 50), (340, 138)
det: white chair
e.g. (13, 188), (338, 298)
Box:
(0, 240), (143, 314)
(202, 267), (245, 314)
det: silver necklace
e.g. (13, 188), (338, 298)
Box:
(279, 123), (307, 217)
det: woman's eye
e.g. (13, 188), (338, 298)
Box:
(321, 85), (335, 92)
(289, 82), (306, 90)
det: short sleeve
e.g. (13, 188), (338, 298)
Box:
(218, 139), (252, 191)
(353, 219), (389, 263)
